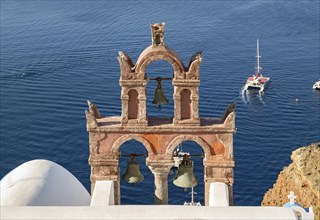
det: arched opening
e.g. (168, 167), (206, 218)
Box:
(119, 140), (154, 204)
(180, 89), (191, 120)
(128, 89), (139, 119)
(168, 141), (205, 205)
(146, 60), (174, 118)
(155, 34), (161, 45)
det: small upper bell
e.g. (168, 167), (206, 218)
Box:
(122, 155), (144, 185)
(173, 155), (198, 188)
(152, 77), (168, 111)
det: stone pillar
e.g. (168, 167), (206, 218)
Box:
(203, 162), (234, 206)
(173, 90), (181, 124)
(137, 85), (148, 125)
(148, 163), (173, 204)
(89, 156), (121, 205)
(121, 88), (129, 124)
(191, 95), (199, 120)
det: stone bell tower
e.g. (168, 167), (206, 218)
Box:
(86, 23), (236, 206)
(118, 23), (202, 126)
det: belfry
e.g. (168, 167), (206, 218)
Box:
(86, 23), (236, 206)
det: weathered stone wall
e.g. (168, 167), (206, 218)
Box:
(261, 142), (320, 219)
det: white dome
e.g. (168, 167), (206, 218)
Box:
(0, 159), (91, 206)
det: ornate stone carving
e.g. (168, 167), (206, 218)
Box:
(117, 51), (136, 80)
(205, 167), (233, 183)
(223, 103), (236, 129)
(118, 51), (134, 67)
(88, 132), (106, 155)
(85, 110), (97, 130)
(223, 103), (236, 121)
(186, 51), (202, 80)
(92, 165), (119, 177)
(87, 100), (100, 118)
(150, 22), (165, 47)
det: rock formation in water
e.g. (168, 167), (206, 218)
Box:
(261, 142), (320, 219)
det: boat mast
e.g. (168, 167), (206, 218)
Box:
(256, 39), (261, 74)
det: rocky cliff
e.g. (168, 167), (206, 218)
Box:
(261, 142), (319, 219)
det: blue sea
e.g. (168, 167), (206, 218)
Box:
(1, 0), (319, 206)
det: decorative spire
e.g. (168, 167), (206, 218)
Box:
(150, 22), (165, 47)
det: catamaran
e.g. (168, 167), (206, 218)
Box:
(244, 39), (270, 92)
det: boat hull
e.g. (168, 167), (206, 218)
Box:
(313, 81), (320, 90)
(245, 78), (270, 92)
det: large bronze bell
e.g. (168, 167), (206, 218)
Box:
(122, 155), (144, 185)
(152, 77), (168, 111)
(173, 155), (198, 188)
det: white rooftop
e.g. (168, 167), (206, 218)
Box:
(0, 160), (314, 220)
(1, 206), (301, 220)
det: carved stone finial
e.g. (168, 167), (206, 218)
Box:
(85, 110), (98, 129)
(188, 51), (203, 67)
(223, 103), (236, 128)
(117, 51), (135, 80)
(186, 51), (203, 79)
(117, 51), (134, 67)
(227, 103), (236, 112)
(87, 100), (100, 119)
(150, 22), (165, 47)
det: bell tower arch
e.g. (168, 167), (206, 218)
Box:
(87, 23), (236, 206)
(118, 23), (202, 125)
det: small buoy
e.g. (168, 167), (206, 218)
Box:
(295, 98), (299, 102)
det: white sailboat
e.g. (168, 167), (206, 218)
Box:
(313, 80), (320, 90)
(244, 39), (270, 92)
